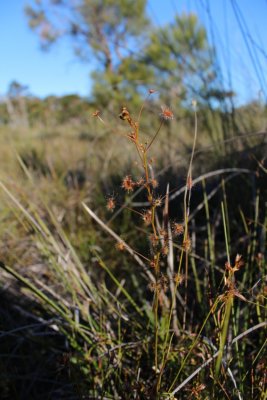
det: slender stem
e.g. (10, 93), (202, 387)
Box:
(156, 108), (199, 391)
(215, 295), (233, 376)
(182, 252), (189, 330)
(168, 297), (220, 392)
(146, 120), (163, 151)
(221, 201), (231, 265)
(153, 252), (160, 376)
(137, 93), (152, 124)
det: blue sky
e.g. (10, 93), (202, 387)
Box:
(0, 1), (267, 103)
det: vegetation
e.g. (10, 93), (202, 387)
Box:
(0, 1), (266, 399)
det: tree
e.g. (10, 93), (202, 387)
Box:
(141, 13), (236, 149)
(5, 81), (30, 127)
(25, 0), (150, 107)
(25, 3), (232, 118)
(143, 13), (229, 107)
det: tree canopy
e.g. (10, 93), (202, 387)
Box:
(25, 1), (231, 109)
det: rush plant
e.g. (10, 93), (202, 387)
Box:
(0, 91), (266, 399)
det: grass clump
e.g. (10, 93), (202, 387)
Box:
(0, 93), (266, 399)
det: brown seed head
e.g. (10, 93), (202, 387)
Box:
(142, 209), (152, 225)
(235, 254), (244, 270)
(149, 257), (158, 269)
(148, 281), (161, 293)
(161, 245), (169, 256)
(119, 106), (130, 121)
(92, 110), (101, 117)
(106, 196), (116, 212)
(183, 236), (191, 252)
(160, 106), (174, 121)
(159, 229), (168, 240)
(225, 261), (232, 271)
(116, 241), (126, 251)
(136, 177), (145, 187)
(127, 131), (136, 142)
(172, 222), (184, 236)
(122, 175), (135, 192)
(149, 234), (158, 247)
(153, 196), (163, 207)
(160, 274), (169, 292)
(150, 178), (159, 189)
(173, 273), (185, 286)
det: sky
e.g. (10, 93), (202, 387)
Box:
(0, 0), (267, 104)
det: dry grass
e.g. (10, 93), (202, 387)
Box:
(0, 98), (266, 399)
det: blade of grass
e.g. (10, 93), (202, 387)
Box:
(94, 252), (144, 317)
(168, 321), (266, 398)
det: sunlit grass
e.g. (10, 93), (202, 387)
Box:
(0, 99), (266, 399)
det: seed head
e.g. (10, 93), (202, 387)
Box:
(136, 177), (145, 187)
(92, 109), (105, 124)
(160, 274), (169, 292)
(173, 273), (185, 286)
(150, 178), (159, 189)
(160, 106), (174, 121)
(122, 175), (135, 193)
(116, 241), (126, 251)
(148, 281), (160, 293)
(226, 254), (244, 274)
(92, 110), (100, 117)
(142, 209), (152, 225)
(183, 236), (191, 253)
(153, 196), (163, 207)
(235, 254), (243, 269)
(119, 106), (130, 121)
(149, 256), (158, 269)
(127, 131), (137, 142)
(159, 229), (167, 236)
(149, 234), (158, 247)
(106, 196), (116, 212)
(119, 106), (137, 130)
(161, 245), (169, 256)
(159, 229), (168, 241)
(172, 222), (184, 237)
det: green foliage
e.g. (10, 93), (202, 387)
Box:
(91, 56), (154, 108)
(24, 1), (232, 111)
(25, 0), (149, 107)
(143, 13), (223, 106)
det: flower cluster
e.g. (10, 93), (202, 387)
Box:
(160, 106), (174, 121)
(121, 175), (135, 193)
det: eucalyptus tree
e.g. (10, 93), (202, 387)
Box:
(25, 0), (151, 108)
(143, 13), (229, 107)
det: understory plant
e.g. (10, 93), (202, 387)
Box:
(0, 91), (266, 399)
